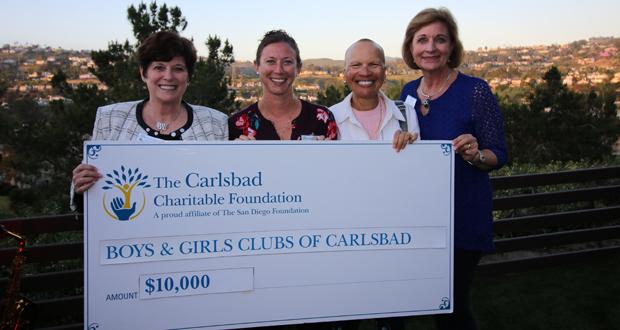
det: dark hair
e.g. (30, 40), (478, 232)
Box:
(137, 30), (197, 80)
(401, 7), (464, 70)
(255, 30), (302, 70)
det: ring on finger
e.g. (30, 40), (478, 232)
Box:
(467, 143), (471, 150)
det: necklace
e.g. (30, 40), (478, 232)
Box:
(152, 108), (183, 133)
(371, 101), (385, 140)
(352, 98), (385, 140)
(420, 70), (454, 111)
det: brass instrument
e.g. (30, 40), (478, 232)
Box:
(1, 225), (32, 330)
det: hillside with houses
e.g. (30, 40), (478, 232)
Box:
(1, 37), (619, 106)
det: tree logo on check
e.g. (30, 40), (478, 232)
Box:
(101, 166), (151, 221)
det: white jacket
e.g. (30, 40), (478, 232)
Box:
(329, 91), (420, 141)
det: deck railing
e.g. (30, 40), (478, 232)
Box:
(1, 166), (619, 329)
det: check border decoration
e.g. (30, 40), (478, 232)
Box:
(439, 297), (451, 310)
(441, 143), (452, 155)
(87, 144), (102, 160)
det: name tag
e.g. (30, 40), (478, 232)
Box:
(405, 95), (417, 108)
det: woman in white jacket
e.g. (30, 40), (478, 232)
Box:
(328, 39), (420, 330)
(329, 39), (419, 151)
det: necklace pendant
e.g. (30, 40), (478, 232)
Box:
(422, 98), (430, 109)
(155, 121), (168, 132)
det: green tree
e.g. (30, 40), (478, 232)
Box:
(91, 1), (237, 111)
(0, 78), (107, 216)
(90, 2), (189, 103)
(384, 79), (406, 100)
(50, 69), (71, 95)
(127, 2), (187, 43)
(317, 84), (350, 107)
(90, 40), (143, 102)
(0, 1), (238, 216)
(184, 36), (238, 113)
(502, 66), (619, 164)
(0, 77), (8, 99)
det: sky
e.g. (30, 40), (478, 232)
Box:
(1, 0), (619, 61)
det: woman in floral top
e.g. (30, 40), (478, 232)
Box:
(228, 30), (338, 140)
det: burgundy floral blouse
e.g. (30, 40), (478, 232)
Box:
(228, 100), (338, 140)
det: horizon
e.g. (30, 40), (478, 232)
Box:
(3, 35), (618, 63)
(1, 0), (619, 61)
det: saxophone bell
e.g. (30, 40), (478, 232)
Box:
(1, 225), (33, 330)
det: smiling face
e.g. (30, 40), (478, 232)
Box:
(410, 21), (454, 73)
(255, 42), (299, 97)
(344, 41), (386, 101)
(140, 55), (189, 105)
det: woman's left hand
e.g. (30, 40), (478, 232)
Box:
(235, 134), (256, 141)
(453, 134), (478, 163)
(392, 131), (418, 152)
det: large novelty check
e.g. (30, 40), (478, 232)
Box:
(84, 141), (454, 329)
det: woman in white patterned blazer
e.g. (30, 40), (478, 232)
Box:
(70, 31), (227, 209)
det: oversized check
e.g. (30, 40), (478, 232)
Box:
(84, 140), (454, 329)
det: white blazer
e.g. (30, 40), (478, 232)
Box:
(329, 91), (420, 141)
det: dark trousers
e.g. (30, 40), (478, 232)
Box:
(434, 249), (482, 330)
(301, 317), (404, 330)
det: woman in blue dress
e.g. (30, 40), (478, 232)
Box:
(399, 8), (507, 330)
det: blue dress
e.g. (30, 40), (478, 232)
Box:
(400, 73), (507, 252)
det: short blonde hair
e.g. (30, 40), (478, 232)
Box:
(401, 7), (464, 70)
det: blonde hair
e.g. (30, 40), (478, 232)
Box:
(401, 7), (464, 70)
